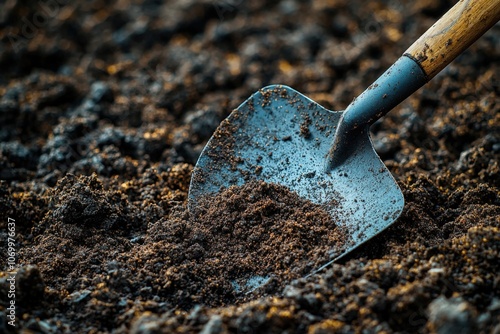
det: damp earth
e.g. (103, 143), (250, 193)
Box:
(1, 0), (499, 333)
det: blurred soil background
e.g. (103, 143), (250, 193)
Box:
(0, 0), (499, 333)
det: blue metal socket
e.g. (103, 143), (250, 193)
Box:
(326, 55), (428, 171)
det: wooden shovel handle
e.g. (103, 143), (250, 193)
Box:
(405, 0), (500, 79)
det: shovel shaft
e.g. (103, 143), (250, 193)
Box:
(405, 0), (500, 80)
(327, 0), (500, 170)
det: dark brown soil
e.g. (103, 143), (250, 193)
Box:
(119, 180), (347, 311)
(189, 181), (346, 300)
(1, 0), (499, 333)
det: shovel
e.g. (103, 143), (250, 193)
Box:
(188, 0), (500, 275)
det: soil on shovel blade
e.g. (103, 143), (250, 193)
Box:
(168, 181), (346, 308)
(1, 0), (499, 333)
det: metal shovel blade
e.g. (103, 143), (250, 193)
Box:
(188, 84), (404, 261)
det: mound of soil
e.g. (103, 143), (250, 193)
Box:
(125, 180), (346, 310)
(187, 181), (346, 300)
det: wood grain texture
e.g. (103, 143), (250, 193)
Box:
(405, 0), (500, 79)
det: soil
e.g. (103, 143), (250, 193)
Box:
(164, 181), (346, 309)
(0, 0), (499, 333)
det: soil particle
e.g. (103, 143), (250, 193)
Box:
(427, 296), (477, 334)
(300, 114), (312, 139)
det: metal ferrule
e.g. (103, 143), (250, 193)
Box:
(326, 55), (428, 171)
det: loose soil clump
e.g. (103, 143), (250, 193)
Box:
(122, 180), (347, 310)
(183, 181), (346, 304)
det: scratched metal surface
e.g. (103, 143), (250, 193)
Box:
(189, 85), (404, 252)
